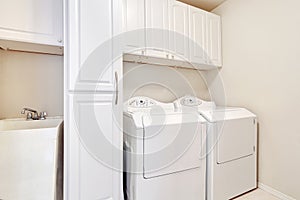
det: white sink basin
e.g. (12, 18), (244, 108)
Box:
(0, 117), (63, 200)
(0, 117), (63, 131)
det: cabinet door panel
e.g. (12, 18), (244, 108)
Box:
(67, 0), (114, 91)
(66, 94), (122, 200)
(122, 0), (145, 54)
(169, 0), (189, 61)
(207, 13), (222, 66)
(145, 0), (169, 58)
(0, 0), (63, 46)
(189, 7), (207, 64)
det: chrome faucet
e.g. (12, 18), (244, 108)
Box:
(21, 107), (47, 120)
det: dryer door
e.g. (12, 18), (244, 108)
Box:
(142, 113), (205, 179)
(216, 117), (256, 164)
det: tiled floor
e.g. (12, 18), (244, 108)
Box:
(234, 189), (280, 200)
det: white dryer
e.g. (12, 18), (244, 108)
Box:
(174, 96), (257, 200)
(123, 96), (207, 200)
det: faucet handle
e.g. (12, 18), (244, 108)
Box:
(39, 111), (47, 120)
(33, 112), (39, 120)
(26, 112), (33, 120)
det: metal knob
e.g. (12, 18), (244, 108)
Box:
(39, 112), (47, 120)
(33, 112), (39, 120)
(26, 112), (33, 120)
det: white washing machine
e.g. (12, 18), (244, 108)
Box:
(123, 96), (206, 200)
(174, 96), (257, 200)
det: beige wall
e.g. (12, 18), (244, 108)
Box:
(0, 50), (63, 119)
(213, 0), (300, 198)
(123, 62), (211, 102)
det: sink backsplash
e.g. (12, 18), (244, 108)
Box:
(0, 50), (63, 119)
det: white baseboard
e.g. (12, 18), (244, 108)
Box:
(258, 182), (296, 200)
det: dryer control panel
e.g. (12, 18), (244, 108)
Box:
(174, 95), (216, 111)
(180, 96), (202, 107)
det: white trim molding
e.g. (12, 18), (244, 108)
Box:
(258, 182), (296, 200)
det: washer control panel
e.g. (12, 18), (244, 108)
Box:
(125, 96), (176, 113)
(128, 97), (156, 108)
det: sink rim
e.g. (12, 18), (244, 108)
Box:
(0, 116), (63, 132)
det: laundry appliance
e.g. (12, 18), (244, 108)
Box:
(174, 96), (257, 200)
(123, 96), (207, 200)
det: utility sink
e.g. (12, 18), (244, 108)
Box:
(0, 117), (63, 200)
(0, 117), (63, 131)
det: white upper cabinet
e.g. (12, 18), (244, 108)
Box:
(207, 13), (222, 67)
(145, 0), (169, 58)
(0, 0), (63, 47)
(122, 0), (222, 69)
(122, 0), (145, 54)
(168, 0), (190, 61)
(189, 6), (207, 64)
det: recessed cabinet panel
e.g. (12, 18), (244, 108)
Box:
(122, 0), (145, 54)
(145, 0), (169, 58)
(78, 100), (113, 200)
(66, 94), (121, 200)
(67, 0), (116, 91)
(207, 13), (222, 67)
(0, 0), (63, 46)
(79, 147), (113, 200)
(169, 0), (189, 61)
(189, 7), (207, 64)
(80, 0), (112, 65)
(78, 0), (113, 90)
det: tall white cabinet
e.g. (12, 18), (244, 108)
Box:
(65, 0), (123, 200)
(65, 0), (222, 199)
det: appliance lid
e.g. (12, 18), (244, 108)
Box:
(124, 111), (206, 129)
(142, 112), (206, 128)
(124, 96), (207, 129)
(200, 107), (256, 122)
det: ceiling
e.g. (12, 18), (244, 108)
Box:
(178, 0), (227, 11)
